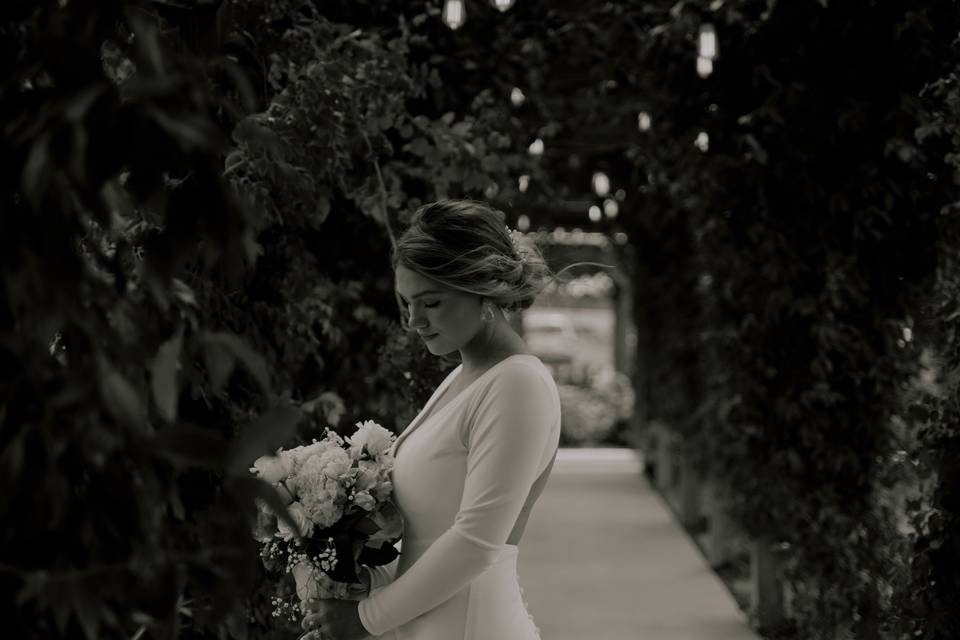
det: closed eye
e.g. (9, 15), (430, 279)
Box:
(424, 301), (440, 308)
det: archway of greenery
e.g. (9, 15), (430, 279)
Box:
(3, 1), (960, 639)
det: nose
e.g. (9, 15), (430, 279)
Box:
(408, 306), (429, 330)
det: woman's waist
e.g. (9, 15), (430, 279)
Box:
(399, 535), (519, 565)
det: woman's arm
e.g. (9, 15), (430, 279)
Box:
(363, 554), (400, 591)
(357, 365), (559, 635)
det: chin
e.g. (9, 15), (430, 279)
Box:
(430, 344), (456, 356)
(426, 340), (458, 357)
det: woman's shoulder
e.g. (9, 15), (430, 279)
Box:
(483, 354), (558, 399)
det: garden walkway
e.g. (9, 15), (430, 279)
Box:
(517, 448), (761, 640)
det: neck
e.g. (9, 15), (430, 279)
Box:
(458, 318), (528, 376)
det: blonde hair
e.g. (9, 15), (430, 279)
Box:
(392, 200), (552, 317)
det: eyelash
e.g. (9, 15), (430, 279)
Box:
(401, 300), (440, 309)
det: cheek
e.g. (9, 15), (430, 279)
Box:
(433, 303), (480, 334)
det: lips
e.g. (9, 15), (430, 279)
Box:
(419, 333), (438, 340)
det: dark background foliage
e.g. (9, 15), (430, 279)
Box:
(3, 0), (960, 639)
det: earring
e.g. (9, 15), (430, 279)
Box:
(481, 302), (495, 323)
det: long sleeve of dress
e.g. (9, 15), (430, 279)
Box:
(363, 554), (399, 590)
(357, 365), (559, 636)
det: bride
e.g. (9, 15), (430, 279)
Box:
(299, 199), (561, 639)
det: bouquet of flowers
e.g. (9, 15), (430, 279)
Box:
(250, 420), (403, 621)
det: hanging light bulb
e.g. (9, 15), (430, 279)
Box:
(490, 0), (515, 11)
(588, 205), (602, 222)
(528, 138), (544, 156)
(696, 56), (714, 78)
(443, 0), (466, 30)
(591, 171), (610, 197)
(697, 23), (717, 79)
(699, 23), (718, 60)
(637, 111), (652, 131)
(510, 87), (526, 107)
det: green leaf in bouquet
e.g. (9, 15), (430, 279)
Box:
(226, 405), (303, 475)
(327, 535), (360, 584)
(352, 516), (380, 537)
(357, 540), (400, 567)
(364, 500), (403, 546)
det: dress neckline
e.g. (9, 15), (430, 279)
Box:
(392, 353), (540, 456)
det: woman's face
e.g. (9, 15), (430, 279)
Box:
(394, 265), (484, 356)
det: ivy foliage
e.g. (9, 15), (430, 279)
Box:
(0, 0), (537, 638)
(592, 2), (960, 638)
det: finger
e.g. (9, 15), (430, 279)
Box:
(301, 613), (323, 632)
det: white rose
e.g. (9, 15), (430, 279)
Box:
(251, 453), (293, 484)
(299, 484), (345, 529)
(353, 490), (375, 511)
(318, 447), (352, 480)
(349, 421), (394, 458)
(287, 441), (329, 473)
(276, 501), (314, 541)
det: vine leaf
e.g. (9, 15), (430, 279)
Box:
(198, 331), (271, 396)
(150, 326), (184, 423)
(226, 405), (303, 475)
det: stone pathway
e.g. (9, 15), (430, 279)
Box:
(517, 448), (761, 640)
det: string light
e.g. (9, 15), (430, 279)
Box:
(517, 214), (530, 231)
(699, 23), (718, 60)
(695, 131), (710, 152)
(588, 205), (602, 222)
(603, 199), (619, 218)
(637, 111), (652, 131)
(528, 138), (544, 156)
(443, 0), (466, 30)
(490, 0), (515, 11)
(511, 87), (526, 107)
(591, 171), (610, 197)
(697, 56), (714, 78)
(697, 23), (717, 78)
(518, 174), (530, 193)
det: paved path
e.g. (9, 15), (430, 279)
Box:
(517, 448), (761, 640)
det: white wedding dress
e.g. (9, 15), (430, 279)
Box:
(357, 354), (561, 640)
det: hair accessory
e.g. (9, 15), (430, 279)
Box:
(506, 226), (526, 264)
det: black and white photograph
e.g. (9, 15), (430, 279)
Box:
(3, 1), (960, 639)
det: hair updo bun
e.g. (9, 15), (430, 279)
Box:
(392, 199), (553, 314)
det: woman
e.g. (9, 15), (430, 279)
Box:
(300, 199), (561, 639)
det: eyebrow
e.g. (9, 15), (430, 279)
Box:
(398, 290), (445, 300)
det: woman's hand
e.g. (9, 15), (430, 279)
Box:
(299, 598), (368, 640)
